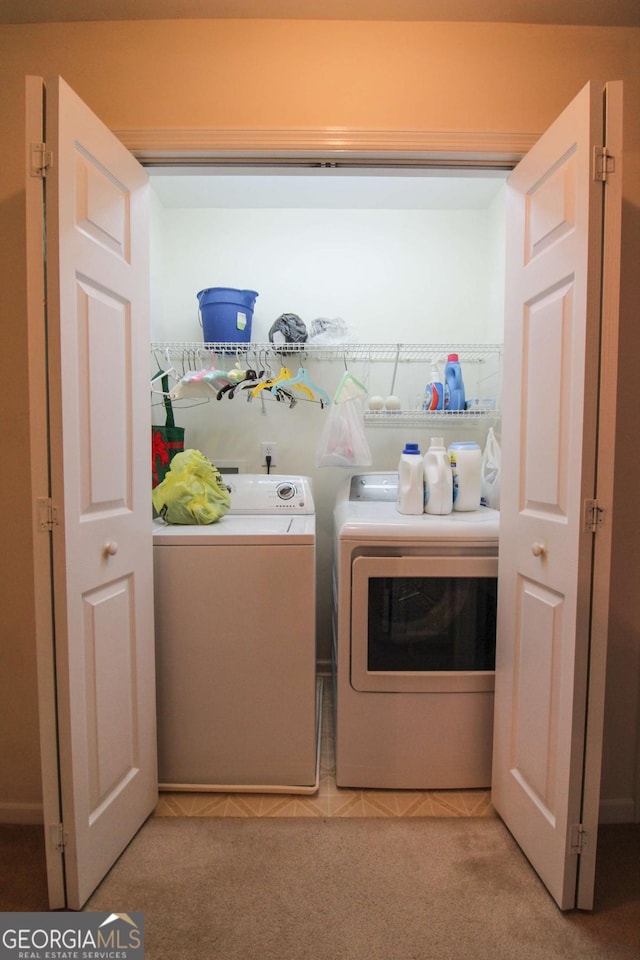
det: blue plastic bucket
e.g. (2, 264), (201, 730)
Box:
(197, 287), (258, 344)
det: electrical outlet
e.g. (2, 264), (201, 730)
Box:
(260, 442), (277, 466)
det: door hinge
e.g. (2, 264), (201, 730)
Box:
(593, 145), (615, 182)
(570, 823), (587, 854)
(30, 141), (53, 178)
(584, 499), (604, 533)
(38, 497), (59, 531)
(51, 822), (68, 853)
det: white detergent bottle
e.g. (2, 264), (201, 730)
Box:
(448, 441), (482, 511)
(397, 442), (424, 515)
(423, 437), (453, 515)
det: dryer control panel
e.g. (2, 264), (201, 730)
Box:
(349, 472), (398, 501)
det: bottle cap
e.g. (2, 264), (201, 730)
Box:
(402, 443), (421, 455)
(447, 353), (459, 362)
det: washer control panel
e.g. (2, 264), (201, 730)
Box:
(276, 481), (296, 501)
(224, 474), (314, 514)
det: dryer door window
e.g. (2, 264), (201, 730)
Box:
(351, 554), (497, 693)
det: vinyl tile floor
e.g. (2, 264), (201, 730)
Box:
(154, 681), (496, 819)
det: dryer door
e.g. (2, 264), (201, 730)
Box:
(350, 555), (497, 693)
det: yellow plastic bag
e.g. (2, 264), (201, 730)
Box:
(152, 449), (231, 524)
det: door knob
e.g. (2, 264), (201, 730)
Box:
(103, 541), (119, 557)
(531, 541), (546, 557)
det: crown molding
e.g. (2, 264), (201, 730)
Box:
(112, 126), (539, 164)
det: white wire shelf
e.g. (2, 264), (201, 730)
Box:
(151, 341), (503, 364)
(364, 408), (501, 426)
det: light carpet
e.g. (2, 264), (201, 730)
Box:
(84, 817), (640, 960)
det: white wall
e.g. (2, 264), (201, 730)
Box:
(149, 178), (506, 665)
(150, 198), (504, 344)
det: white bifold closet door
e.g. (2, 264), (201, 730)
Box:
(492, 80), (622, 911)
(28, 74), (156, 910)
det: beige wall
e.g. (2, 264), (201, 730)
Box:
(1, 19), (638, 817)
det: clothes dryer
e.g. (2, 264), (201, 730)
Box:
(332, 473), (499, 789)
(153, 475), (319, 792)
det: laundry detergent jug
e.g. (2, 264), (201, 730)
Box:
(444, 354), (465, 411)
(397, 442), (424, 515)
(423, 438), (453, 515)
(448, 441), (481, 511)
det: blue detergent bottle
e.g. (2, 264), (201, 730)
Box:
(444, 353), (465, 411)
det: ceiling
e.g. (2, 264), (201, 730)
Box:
(1, 0), (639, 26)
(150, 168), (508, 210)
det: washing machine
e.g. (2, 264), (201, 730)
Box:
(332, 472), (500, 789)
(153, 474), (319, 792)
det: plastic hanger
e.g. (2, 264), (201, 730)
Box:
(252, 366), (296, 398)
(236, 369), (266, 398)
(173, 350), (237, 392)
(227, 360), (248, 382)
(202, 369), (235, 391)
(217, 369), (258, 400)
(274, 388), (298, 409)
(334, 369), (368, 403)
(169, 377), (213, 400)
(271, 366), (330, 405)
(332, 353), (369, 403)
(234, 350), (268, 400)
(150, 365), (179, 395)
(151, 349), (181, 394)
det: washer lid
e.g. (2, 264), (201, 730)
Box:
(153, 513), (315, 545)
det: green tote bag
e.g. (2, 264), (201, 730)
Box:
(152, 372), (185, 489)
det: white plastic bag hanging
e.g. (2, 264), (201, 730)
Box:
(315, 395), (372, 468)
(480, 427), (501, 509)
